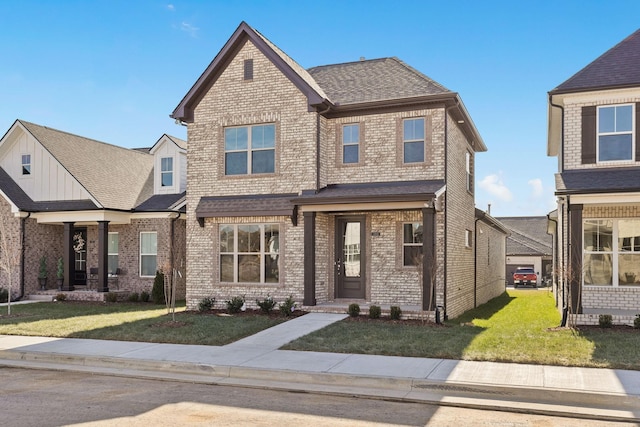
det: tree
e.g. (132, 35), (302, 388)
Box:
(0, 215), (20, 316)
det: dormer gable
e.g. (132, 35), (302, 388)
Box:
(149, 134), (187, 195)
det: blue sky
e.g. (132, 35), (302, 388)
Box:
(1, 1), (639, 217)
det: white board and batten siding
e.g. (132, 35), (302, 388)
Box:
(151, 136), (186, 195)
(0, 127), (91, 202)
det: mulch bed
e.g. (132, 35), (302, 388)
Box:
(192, 308), (308, 320)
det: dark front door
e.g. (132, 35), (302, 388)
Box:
(335, 217), (366, 299)
(73, 228), (87, 285)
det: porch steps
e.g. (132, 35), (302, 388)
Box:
(26, 294), (55, 302)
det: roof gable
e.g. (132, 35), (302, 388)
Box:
(171, 21), (329, 122)
(149, 134), (187, 154)
(552, 29), (640, 94)
(495, 216), (552, 256)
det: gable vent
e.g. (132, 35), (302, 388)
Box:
(244, 59), (253, 80)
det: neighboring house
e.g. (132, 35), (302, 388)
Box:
(171, 22), (507, 318)
(496, 216), (553, 287)
(0, 120), (186, 300)
(548, 28), (640, 325)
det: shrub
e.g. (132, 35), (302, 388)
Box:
(369, 305), (381, 319)
(106, 292), (118, 303)
(198, 297), (216, 312)
(279, 295), (296, 317)
(140, 291), (150, 302)
(256, 295), (277, 314)
(635, 314), (640, 329)
(0, 289), (8, 303)
(55, 293), (67, 301)
(151, 271), (165, 304)
(390, 305), (402, 320)
(226, 295), (245, 314)
(599, 314), (613, 328)
(348, 303), (360, 317)
(128, 292), (139, 302)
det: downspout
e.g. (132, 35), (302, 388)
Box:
(546, 211), (558, 305)
(549, 93), (565, 173)
(561, 196), (570, 327)
(18, 212), (31, 300)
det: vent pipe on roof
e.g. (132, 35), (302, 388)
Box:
(359, 57), (365, 61)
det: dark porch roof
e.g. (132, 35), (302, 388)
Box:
(195, 193), (298, 226)
(293, 180), (445, 204)
(135, 191), (186, 212)
(0, 167), (97, 211)
(555, 167), (640, 195)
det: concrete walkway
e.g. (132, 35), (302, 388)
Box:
(0, 312), (639, 422)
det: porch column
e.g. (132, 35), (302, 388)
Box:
(303, 211), (316, 306)
(422, 207), (436, 311)
(97, 221), (109, 292)
(62, 222), (75, 291)
(569, 204), (583, 314)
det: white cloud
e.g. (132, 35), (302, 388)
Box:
(180, 22), (199, 38)
(478, 173), (513, 202)
(167, 4), (175, 11)
(528, 178), (543, 198)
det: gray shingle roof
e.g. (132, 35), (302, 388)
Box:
(555, 167), (640, 194)
(552, 28), (640, 93)
(495, 216), (552, 256)
(294, 180), (445, 204)
(20, 120), (154, 210)
(308, 57), (452, 105)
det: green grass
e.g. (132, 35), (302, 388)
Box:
(283, 290), (640, 370)
(0, 302), (287, 346)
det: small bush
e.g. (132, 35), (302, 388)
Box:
(369, 305), (381, 319)
(128, 292), (139, 302)
(151, 271), (165, 304)
(55, 293), (67, 302)
(198, 297), (216, 312)
(106, 292), (118, 303)
(390, 305), (402, 320)
(348, 303), (360, 317)
(140, 291), (150, 302)
(256, 295), (277, 314)
(226, 295), (245, 314)
(635, 314), (640, 329)
(0, 289), (8, 303)
(599, 314), (613, 328)
(279, 295), (296, 317)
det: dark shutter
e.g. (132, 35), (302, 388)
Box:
(581, 106), (596, 164)
(243, 59), (253, 80)
(636, 103), (640, 161)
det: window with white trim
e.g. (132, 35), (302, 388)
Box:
(465, 229), (473, 248)
(140, 232), (157, 277)
(597, 104), (634, 162)
(220, 224), (279, 283)
(466, 151), (473, 192)
(21, 154), (31, 175)
(108, 232), (119, 275)
(224, 124), (275, 175)
(342, 124), (359, 164)
(161, 157), (173, 187)
(583, 218), (640, 286)
(402, 222), (423, 266)
(403, 118), (425, 163)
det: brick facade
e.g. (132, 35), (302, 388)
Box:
(0, 197), (22, 299)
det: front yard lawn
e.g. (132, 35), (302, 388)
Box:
(282, 290), (640, 370)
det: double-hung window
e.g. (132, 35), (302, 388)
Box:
(161, 157), (173, 187)
(402, 222), (423, 266)
(21, 154), (31, 175)
(597, 104), (634, 162)
(140, 232), (157, 277)
(108, 232), (119, 275)
(220, 224), (279, 283)
(403, 118), (425, 163)
(466, 151), (473, 192)
(225, 124), (275, 175)
(342, 124), (359, 164)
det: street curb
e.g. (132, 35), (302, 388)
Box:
(1, 349), (639, 423)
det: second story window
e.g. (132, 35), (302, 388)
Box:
(403, 118), (425, 163)
(161, 157), (173, 187)
(342, 124), (359, 164)
(598, 104), (634, 162)
(225, 124), (275, 175)
(21, 154), (31, 175)
(466, 151), (473, 192)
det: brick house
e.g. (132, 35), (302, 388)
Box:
(548, 29), (640, 325)
(172, 22), (507, 319)
(0, 120), (186, 300)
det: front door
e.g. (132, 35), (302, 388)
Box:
(73, 228), (87, 285)
(335, 217), (366, 299)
